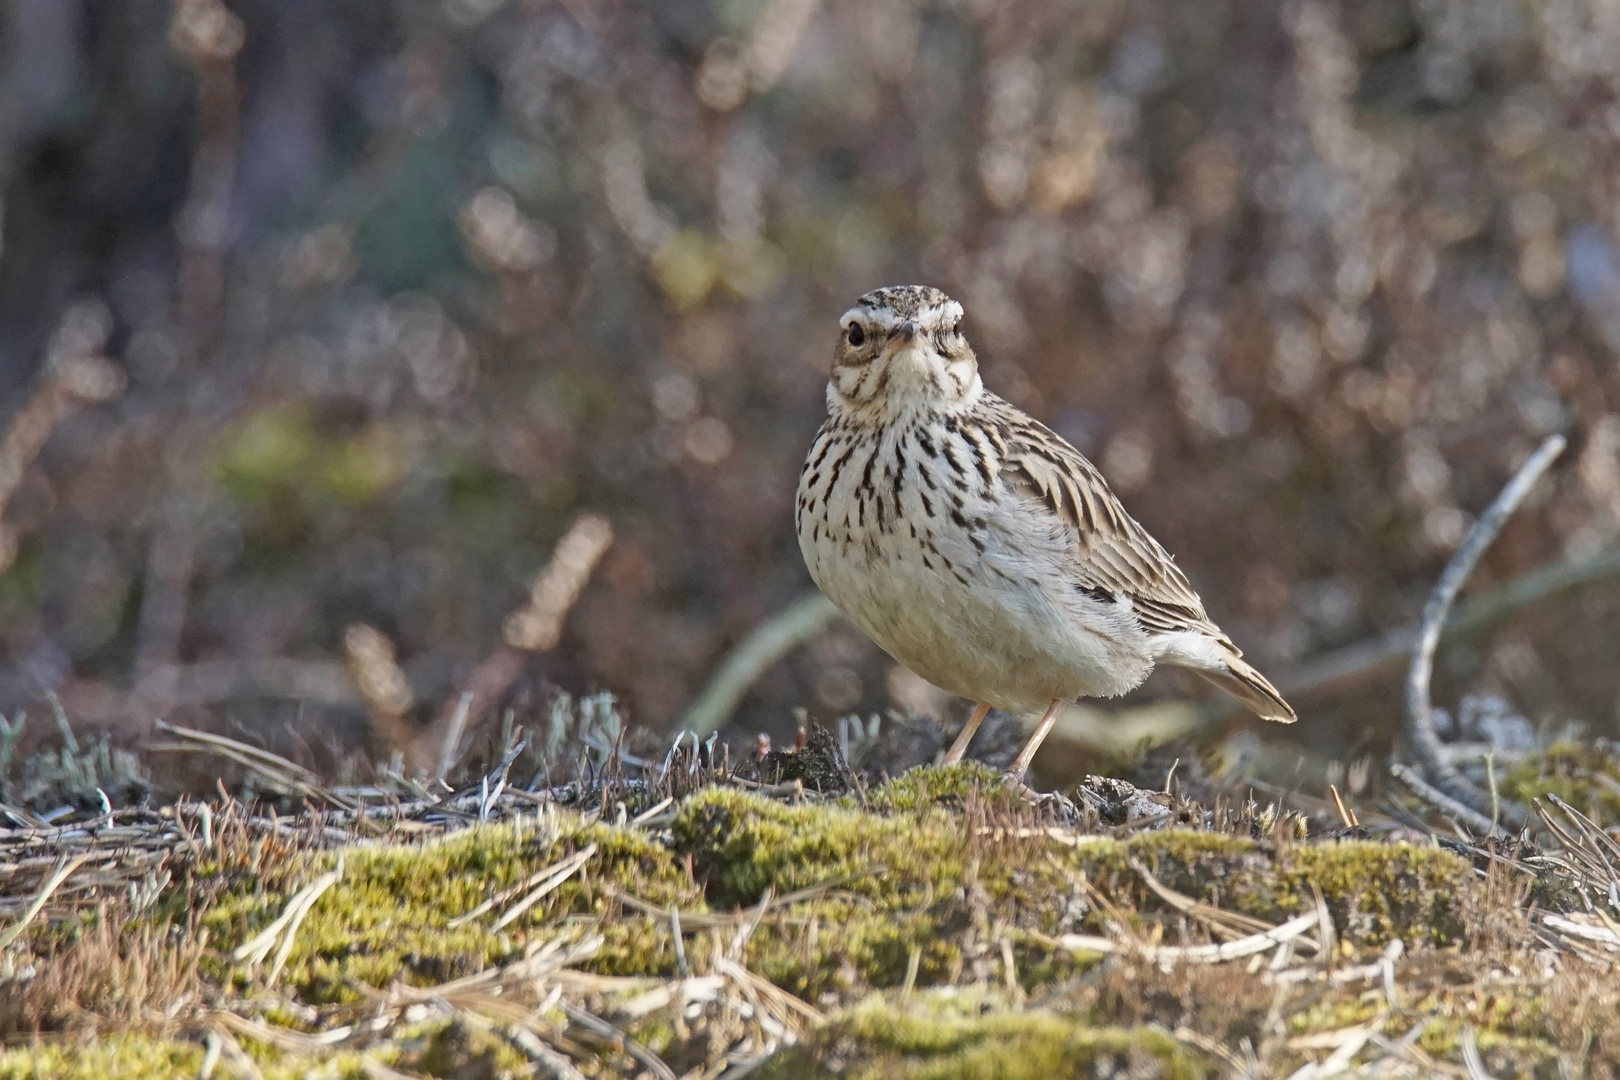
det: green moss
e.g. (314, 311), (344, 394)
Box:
(410, 1017), (534, 1078)
(664, 786), (1476, 1004)
(1279, 842), (1470, 946)
(673, 787), (982, 909)
(760, 991), (1208, 1080)
(6, 767), (1606, 1077)
(1084, 833), (1471, 948)
(1502, 741), (1620, 823)
(203, 814), (704, 1003)
(848, 762), (1025, 815)
(0, 1036), (203, 1080)
(670, 786), (991, 996)
(180, 778), (1482, 1032)
(0, 1021), (531, 1080)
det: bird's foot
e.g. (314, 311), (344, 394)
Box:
(1001, 770), (1042, 803)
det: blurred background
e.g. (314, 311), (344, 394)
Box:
(1, 0), (1619, 792)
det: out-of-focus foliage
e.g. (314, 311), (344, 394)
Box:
(2, 0), (1620, 767)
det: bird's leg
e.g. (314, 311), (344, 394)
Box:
(1006, 699), (1064, 784)
(941, 701), (991, 766)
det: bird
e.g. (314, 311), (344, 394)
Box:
(795, 285), (1295, 785)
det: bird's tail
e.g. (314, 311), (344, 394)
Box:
(1161, 638), (1296, 723)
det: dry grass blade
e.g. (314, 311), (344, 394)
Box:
(209, 1010), (351, 1054)
(489, 843), (598, 931)
(1129, 855), (1295, 944)
(433, 692), (474, 787)
(215, 1027), (268, 1080)
(0, 852), (88, 950)
(631, 796), (675, 826)
(1168, 1024), (1250, 1075)
(715, 955), (824, 1028)
(232, 866), (342, 973)
(1541, 914), (1620, 951)
(679, 591), (842, 738)
(1461, 1027), (1499, 1080)
(1533, 798), (1620, 912)
(449, 843), (597, 929)
(1149, 908), (1320, 965)
(560, 1001), (677, 1080)
(616, 975), (726, 1019)
(1312, 883), (1337, 967)
(1058, 907), (1320, 965)
(504, 1026), (589, 1080)
(388, 933), (606, 1003)
(152, 721), (321, 782)
(1545, 794), (1620, 867)
(1329, 784), (1358, 829)
(1285, 1021), (1379, 1079)
(358, 1059), (425, 1080)
(151, 721), (353, 808)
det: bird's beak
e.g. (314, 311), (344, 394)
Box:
(881, 320), (935, 382)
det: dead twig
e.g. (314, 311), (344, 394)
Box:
(503, 514), (614, 651)
(1389, 763), (1504, 839)
(0, 303), (124, 570)
(1225, 542), (1620, 719)
(345, 624), (415, 720)
(1405, 435), (1564, 830)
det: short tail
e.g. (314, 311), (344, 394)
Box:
(1157, 635), (1296, 723)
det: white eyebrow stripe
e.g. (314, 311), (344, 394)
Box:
(844, 305), (900, 330)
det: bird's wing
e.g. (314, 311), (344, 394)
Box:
(989, 401), (1229, 642)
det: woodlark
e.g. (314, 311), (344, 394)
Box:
(796, 285), (1296, 783)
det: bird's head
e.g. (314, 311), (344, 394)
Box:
(827, 285), (983, 420)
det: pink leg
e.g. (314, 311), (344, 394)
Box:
(941, 701), (991, 766)
(1007, 699), (1064, 784)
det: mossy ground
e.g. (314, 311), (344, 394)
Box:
(2, 761), (1617, 1077)
(760, 990), (1208, 1080)
(1502, 739), (1620, 820)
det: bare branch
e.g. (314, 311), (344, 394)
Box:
(1404, 434), (1565, 829)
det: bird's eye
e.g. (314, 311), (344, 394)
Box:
(950, 318), (963, 336)
(846, 323), (866, 347)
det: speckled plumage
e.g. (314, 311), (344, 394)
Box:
(796, 286), (1294, 766)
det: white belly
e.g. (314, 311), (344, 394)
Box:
(796, 434), (1153, 712)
